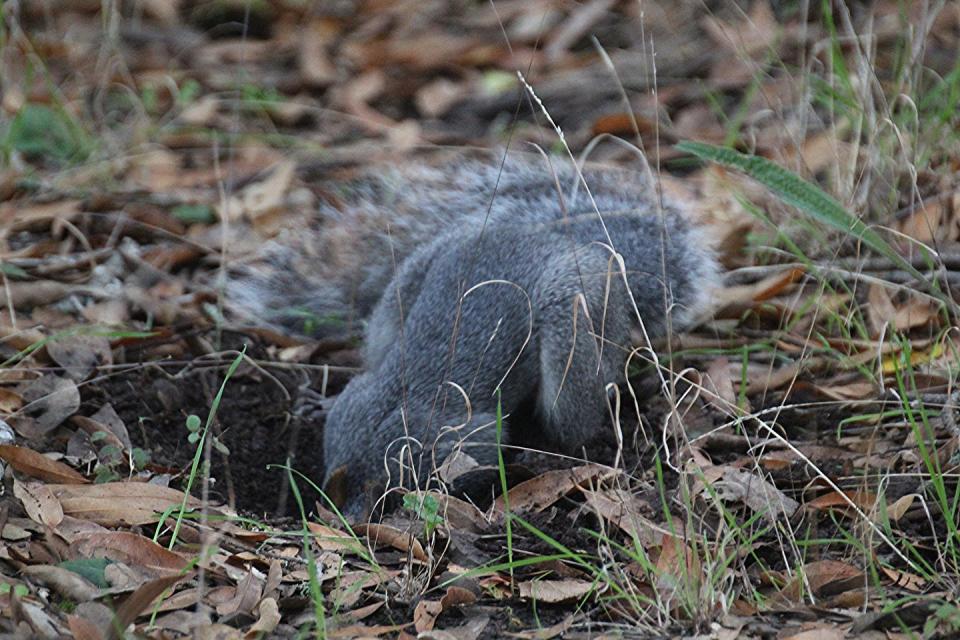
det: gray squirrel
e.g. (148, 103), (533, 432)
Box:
(228, 150), (719, 520)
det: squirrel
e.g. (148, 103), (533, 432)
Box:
(227, 150), (719, 520)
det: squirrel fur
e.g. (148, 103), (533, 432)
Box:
(228, 151), (719, 520)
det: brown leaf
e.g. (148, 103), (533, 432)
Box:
(354, 523), (427, 563)
(507, 614), (574, 640)
(779, 624), (848, 640)
(299, 18), (338, 87)
(880, 565), (926, 592)
(2, 199), (80, 232)
(702, 357), (748, 413)
(581, 487), (667, 547)
(72, 532), (190, 577)
(67, 613), (106, 640)
(244, 597), (280, 639)
(0, 444), (89, 483)
(306, 521), (364, 554)
(327, 623), (409, 638)
(716, 268), (805, 315)
(216, 570), (263, 617)
(886, 494), (916, 521)
(440, 585), (477, 609)
(897, 191), (958, 245)
(106, 574), (188, 640)
(774, 559), (863, 604)
(0, 387), (24, 412)
(21, 564), (100, 602)
(71, 402), (132, 456)
(424, 491), (487, 532)
(13, 478), (64, 527)
(807, 489), (877, 513)
(221, 160), (296, 223)
(492, 463), (617, 515)
(411, 585), (477, 634)
(413, 599), (443, 633)
(48, 482), (206, 527)
(517, 578), (596, 603)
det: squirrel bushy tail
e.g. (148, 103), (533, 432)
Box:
(227, 150), (719, 520)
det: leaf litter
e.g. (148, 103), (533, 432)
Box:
(0, 1), (959, 638)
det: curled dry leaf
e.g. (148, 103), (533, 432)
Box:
(715, 267), (804, 317)
(867, 284), (936, 334)
(702, 357), (748, 413)
(491, 463), (617, 516)
(897, 190), (959, 245)
(244, 597), (280, 639)
(354, 523), (428, 563)
(880, 565), (926, 592)
(0, 444), (89, 483)
(886, 493), (917, 522)
(13, 478), (64, 527)
(216, 570), (263, 618)
(806, 489), (877, 514)
(415, 585), (478, 633)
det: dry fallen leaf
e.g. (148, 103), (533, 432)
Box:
(72, 532), (190, 578)
(17, 374), (81, 435)
(244, 597), (281, 639)
(773, 559), (863, 604)
(580, 487), (667, 547)
(48, 482), (207, 527)
(517, 578), (596, 604)
(221, 160), (297, 223)
(46, 334), (112, 381)
(21, 564), (101, 602)
(0, 444), (89, 483)
(354, 523), (428, 563)
(14, 478), (64, 527)
(105, 574), (189, 640)
(712, 467), (800, 518)
(491, 463), (617, 515)
(806, 489), (877, 514)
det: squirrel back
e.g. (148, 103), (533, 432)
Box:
(227, 151), (719, 519)
(226, 151), (711, 339)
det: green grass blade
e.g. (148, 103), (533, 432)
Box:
(675, 140), (925, 281)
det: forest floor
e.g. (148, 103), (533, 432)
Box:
(1, 1), (959, 638)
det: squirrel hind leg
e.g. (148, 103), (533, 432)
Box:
(533, 249), (635, 454)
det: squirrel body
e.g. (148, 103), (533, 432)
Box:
(229, 152), (718, 519)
